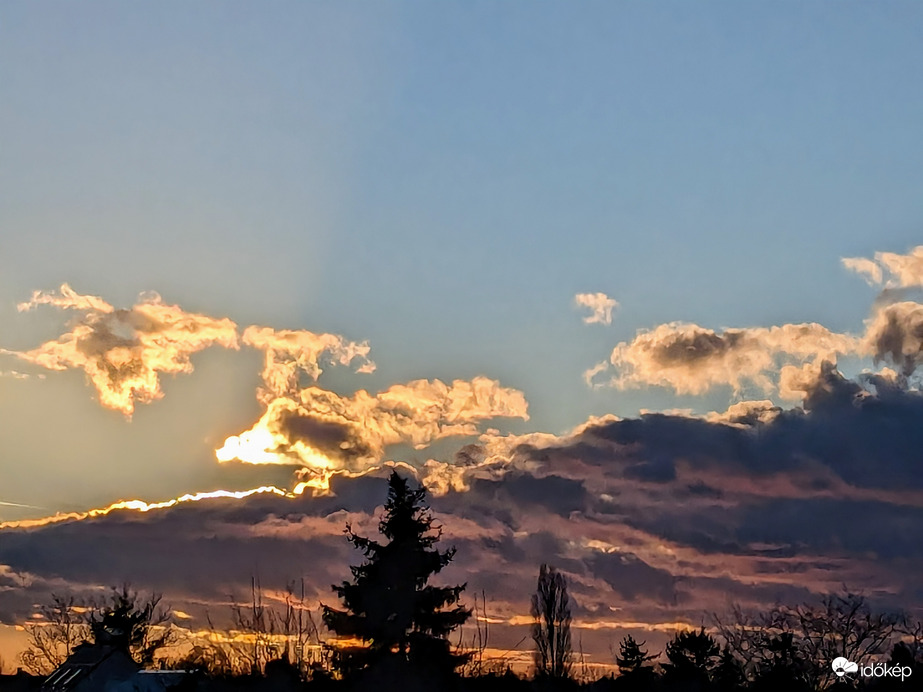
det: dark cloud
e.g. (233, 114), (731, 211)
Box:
(279, 410), (375, 463)
(567, 364), (923, 492)
(586, 552), (677, 603)
(862, 301), (923, 380)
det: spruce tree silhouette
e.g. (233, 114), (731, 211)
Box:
(615, 634), (658, 691)
(616, 634), (657, 674)
(323, 471), (470, 685)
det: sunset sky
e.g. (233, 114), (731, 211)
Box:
(2, 1), (923, 667)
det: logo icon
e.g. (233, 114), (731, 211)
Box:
(832, 657), (859, 677)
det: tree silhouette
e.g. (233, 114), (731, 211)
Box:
(20, 585), (173, 673)
(714, 591), (905, 690)
(88, 584), (175, 666)
(20, 595), (89, 674)
(613, 634), (658, 690)
(712, 645), (746, 692)
(530, 564), (572, 680)
(662, 627), (720, 688)
(615, 634), (657, 675)
(322, 471), (470, 680)
(749, 632), (812, 692)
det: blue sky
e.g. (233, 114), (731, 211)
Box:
(3, 2), (923, 510)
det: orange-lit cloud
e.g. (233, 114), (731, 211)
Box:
(586, 321), (859, 396)
(574, 292), (618, 325)
(216, 377), (530, 478)
(242, 325), (375, 401)
(704, 399), (782, 426)
(419, 425), (598, 495)
(0, 486), (291, 530)
(11, 285), (239, 416)
(17, 284), (114, 313)
(843, 246), (923, 288)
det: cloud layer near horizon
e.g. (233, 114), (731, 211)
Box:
(3, 363), (922, 657)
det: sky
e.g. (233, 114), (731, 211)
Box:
(2, 0), (923, 669)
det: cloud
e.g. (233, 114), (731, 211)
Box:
(0, 486), (293, 531)
(216, 377), (530, 479)
(9, 285), (239, 416)
(583, 249), (923, 397)
(862, 301), (923, 376)
(17, 283), (114, 313)
(0, 370), (40, 380)
(586, 321), (859, 396)
(574, 292), (619, 325)
(580, 363), (923, 494)
(0, 474), (689, 657)
(242, 325), (375, 401)
(843, 246), (923, 288)
(217, 317), (529, 490)
(704, 400), (782, 427)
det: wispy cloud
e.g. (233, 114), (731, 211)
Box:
(0, 500), (45, 510)
(843, 246), (923, 288)
(574, 292), (618, 325)
(243, 325), (375, 401)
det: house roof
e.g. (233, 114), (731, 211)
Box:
(41, 644), (139, 692)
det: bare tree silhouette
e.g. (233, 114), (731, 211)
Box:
(21, 584), (174, 674)
(530, 564), (572, 680)
(714, 590), (905, 689)
(20, 594), (89, 674)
